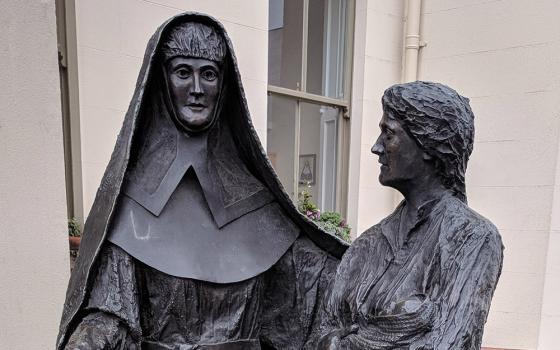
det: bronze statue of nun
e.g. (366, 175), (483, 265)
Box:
(57, 13), (347, 350)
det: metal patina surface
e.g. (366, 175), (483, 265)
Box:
(318, 82), (504, 350)
(57, 13), (346, 350)
(57, 12), (502, 349)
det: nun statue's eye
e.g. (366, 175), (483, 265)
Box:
(174, 67), (192, 79)
(201, 68), (218, 82)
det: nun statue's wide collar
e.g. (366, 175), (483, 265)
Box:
(121, 129), (273, 228)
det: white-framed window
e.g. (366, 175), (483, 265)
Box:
(267, 0), (354, 214)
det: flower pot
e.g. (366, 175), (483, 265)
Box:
(69, 236), (81, 250)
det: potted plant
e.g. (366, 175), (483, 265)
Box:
(298, 187), (351, 242)
(68, 218), (82, 250)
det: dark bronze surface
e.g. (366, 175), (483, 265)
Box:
(58, 12), (503, 350)
(57, 13), (346, 350)
(319, 82), (504, 350)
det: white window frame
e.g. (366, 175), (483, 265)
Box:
(267, 0), (355, 215)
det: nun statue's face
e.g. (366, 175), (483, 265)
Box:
(166, 57), (222, 132)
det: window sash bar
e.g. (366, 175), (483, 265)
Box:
(301, 0), (309, 92)
(267, 84), (349, 110)
(293, 100), (302, 202)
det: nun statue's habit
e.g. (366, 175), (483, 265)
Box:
(57, 13), (347, 350)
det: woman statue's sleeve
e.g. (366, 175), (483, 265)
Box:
(324, 224), (503, 350)
(409, 226), (503, 350)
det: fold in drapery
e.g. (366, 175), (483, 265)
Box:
(66, 236), (337, 349)
(323, 195), (503, 350)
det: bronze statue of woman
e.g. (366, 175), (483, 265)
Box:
(319, 82), (503, 350)
(57, 13), (347, 350)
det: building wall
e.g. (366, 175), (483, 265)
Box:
(347, 0), (404, 235)
(65, 1), (560, 348)
(74, 0), (269, 217)
(349, 0), (560, 349)
(0, 1), (70, 348)
(418, 1), (560, 348)
(538, 131), (560, 349)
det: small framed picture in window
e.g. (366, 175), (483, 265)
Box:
(299, 154), (316, 185)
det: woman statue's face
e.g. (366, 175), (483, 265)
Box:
(166, 57), (222, 132)
(371, 109), (431, 191)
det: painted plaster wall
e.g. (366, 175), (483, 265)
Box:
(538, 129), (560, 349)
(417, 1), (560, 348)
(0, 1), (70, 348)
(347, 0), (404, 235)
(351, 0), (560, 348)
(75, 0), (269, 217)
(67, 1), (560, 348)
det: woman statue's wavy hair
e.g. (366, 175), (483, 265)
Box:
(382, 81), (475, 202)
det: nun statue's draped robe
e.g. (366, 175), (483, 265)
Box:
(56, 13), (347, 350)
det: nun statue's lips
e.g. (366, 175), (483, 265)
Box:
(186, 103), (206, 111)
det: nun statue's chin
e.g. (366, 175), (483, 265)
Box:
(57, 13), (347, 350)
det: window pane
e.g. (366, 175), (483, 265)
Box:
(266, 94), (297, 198)
(298, 102), (339, 212)
(268, 0), (303, 90)
(306, 0), (347, 99)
